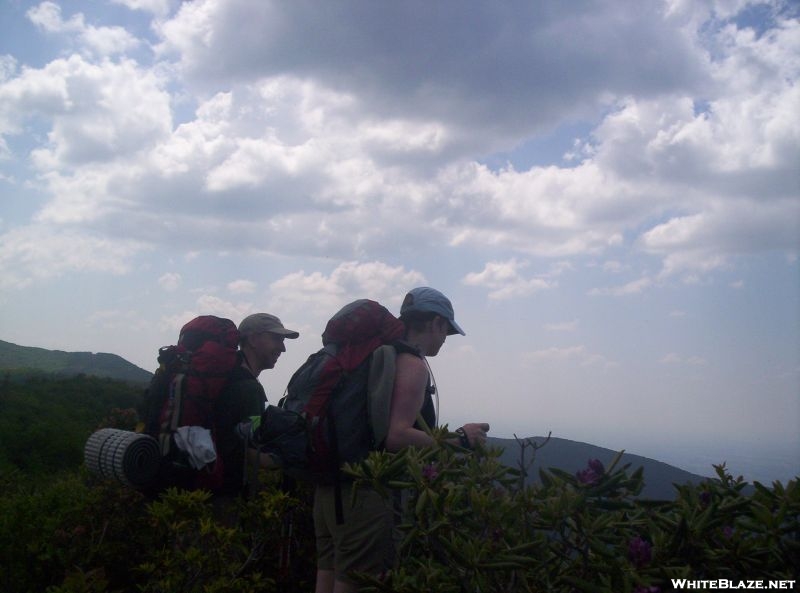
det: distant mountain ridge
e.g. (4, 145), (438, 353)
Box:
(1, 339), (715, 497)
(0, 339), (152, 384)
(488, 436), (714, 500)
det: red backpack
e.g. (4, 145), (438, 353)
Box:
(250, 300), (420, 521)
(279, 299), (406, 475)
(142, 315), (240, 492)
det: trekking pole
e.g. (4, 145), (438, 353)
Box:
(278, 509), (293, 592)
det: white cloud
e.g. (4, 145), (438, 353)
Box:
(523, 345), (617, 369)
(0, 0), (795, 294)
(463, 259), (554, 300)
(524, 345), (586, 364)
(1, 55), (171, 171)
(195, 294), (252, 319)
(0, 225), (145, 289)
(443, 161), (635, 257)
(581, 17), (800, 273)
(268, 261), (426, 316)
(659, 252), (730, 283)
(602, 260), (627, 273)
(660, 352), (682, 364)
(158, 272), (181, 291)
(27, 2), (141, 57)
(228, 279), (256, 294)
(155, 0), (707, 148)
(640, 199), (799, 280)
(589, 276), (654, 297)
(161, 295), (253, 332)
(0, 56), (16, 84)
(660, 352), (708, 366)
(112, 0), (173, 17)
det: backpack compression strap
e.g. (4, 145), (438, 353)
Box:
(158, 373), (185, 456)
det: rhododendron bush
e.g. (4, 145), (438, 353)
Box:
(343, 431), (798, 592)
(1, 427), (797, 593)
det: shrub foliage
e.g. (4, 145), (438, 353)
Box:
(346, 431), (799, 592)
(1, 425), (797, 593)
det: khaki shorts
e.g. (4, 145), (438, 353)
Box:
(314, 482), (395, 584)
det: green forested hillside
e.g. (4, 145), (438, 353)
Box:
(0, 339), (152, 384)
(0, 373), (143, 477)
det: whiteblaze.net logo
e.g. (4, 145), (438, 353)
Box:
(671, 580), (796, 590)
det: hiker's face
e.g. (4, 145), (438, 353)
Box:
(253, 332), (286, 369)
(425, 317), (449, 357)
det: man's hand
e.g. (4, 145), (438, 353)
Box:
(460, 422), (490, 448)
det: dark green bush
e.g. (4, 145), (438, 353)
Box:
(0, 469), (150, 593)
(0, 470), (315, 593)
(1, 424), (796, 592)
(344, 428), (799, 592)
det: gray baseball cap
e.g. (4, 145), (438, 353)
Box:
(400, 287), (465, 336)
(238, 313), (299, 339)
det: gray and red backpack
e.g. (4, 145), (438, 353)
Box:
(142, 315), (241, 492)
(243, 299), (422, 520)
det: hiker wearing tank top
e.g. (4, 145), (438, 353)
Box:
(314, 287), (490, 593)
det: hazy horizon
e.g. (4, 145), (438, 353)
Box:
(5, 334), (798, 485)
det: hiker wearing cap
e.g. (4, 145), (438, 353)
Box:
(386, 287), (490, 452)
(238, 313), (301, 375)
(314, 287), (489, 593)
(214, 313), (300, 499)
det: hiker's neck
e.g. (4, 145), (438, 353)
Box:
(241, 349), (263, 377)
(405, 330), (435, 357)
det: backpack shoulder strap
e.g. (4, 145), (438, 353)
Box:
(368, 341), (423, 449)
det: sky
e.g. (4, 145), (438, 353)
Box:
(0, 0), (798, 484)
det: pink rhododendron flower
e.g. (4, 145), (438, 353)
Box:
(628, 536), (653, 568)
(576, 458), (605, 485)
(422, 462), (439, 481)
(722, 525), (735, 539)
